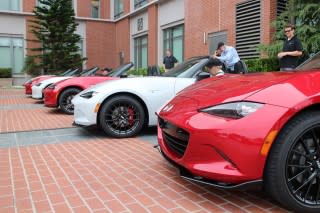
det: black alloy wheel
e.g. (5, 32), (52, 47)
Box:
(265, 111), (320, 213)
(59, 88), (81, 114)
(99, 95), (145, 138)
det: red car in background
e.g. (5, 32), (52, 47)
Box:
(43, 62), (134, 114)
(157, 52), (320, 213)
(23, 68), (80, 94)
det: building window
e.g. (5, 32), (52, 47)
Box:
(114, 0), (124, 19)
(77, 39), (84, 57)
(37, 0), (75, 9)
(236, 0), (261, 59)
(134, 0), (148, 10)
(0, 0), (20, 11)
(0, 37), (24, 74)
(163, 25), (184, 63)
(134, 36), (148, 68)
(91, 0), (100, 18)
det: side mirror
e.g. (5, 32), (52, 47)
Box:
(196, 72), (211, 81)
(120, 74), (128, 78)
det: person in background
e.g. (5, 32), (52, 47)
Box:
(213, 42), (241, 73)
(163, 49), (178, 72)
(277, 23), (303, 71)
(206, 58), (224, 76)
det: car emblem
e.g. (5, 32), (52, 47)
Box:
(162, 104), (174, 112)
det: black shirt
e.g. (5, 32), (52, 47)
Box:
(163, 56), (178, 69)
(280, 35), (303, 69)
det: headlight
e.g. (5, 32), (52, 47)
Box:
(199, 102), (264, 119)
(80, 91), (99, 99)
(36, 83), (42, 86)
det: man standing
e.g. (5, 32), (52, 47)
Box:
(213, 42), (241, 73)
(163, 49), (178, 72)
(278, 24), (303, 71)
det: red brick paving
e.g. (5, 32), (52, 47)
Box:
(0, 139), (290, 213)
(0, 97), (40, 105)
(0, 108), (74, 133)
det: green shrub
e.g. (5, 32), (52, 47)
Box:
(244, 58), (280, 73)
(127, 67), (148, 76)
(0, 68), (12, 78)
(128, 65), (165, 76)
(23, 56), (41, 76)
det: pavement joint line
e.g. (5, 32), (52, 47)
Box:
(0, 127), (76, 135)
(16, 136), (37, 213)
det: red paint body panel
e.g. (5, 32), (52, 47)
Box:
(43, 76), (117, 107)
(158, 70), (320, 184)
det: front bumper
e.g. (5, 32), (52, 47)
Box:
(31, 85), (44, 99)
(25, 83), (32, 95)
(157, 103), (289, 184)
(72, 95), (99, 126)
(44, 88), (58, 107)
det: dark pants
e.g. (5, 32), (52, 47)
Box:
(226, 61), (243, 74)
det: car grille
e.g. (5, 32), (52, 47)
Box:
(159, 118), (189, 158)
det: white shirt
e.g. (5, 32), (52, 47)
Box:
(216, 46), (240, 69)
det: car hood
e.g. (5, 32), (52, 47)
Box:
(176, 72), (297, 109)
(39, 76), (73, 85)
(55, 76), (117, 87)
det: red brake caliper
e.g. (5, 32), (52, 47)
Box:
(128, 108), (135, 126)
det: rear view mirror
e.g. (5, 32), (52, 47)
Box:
(196, 72), (211, 81)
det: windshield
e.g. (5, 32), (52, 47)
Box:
(296, 51), (320, 71)
(162, 57), (209, 77)
(106, 63), (133, 77)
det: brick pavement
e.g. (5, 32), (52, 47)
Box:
(0, 87), (290, 212)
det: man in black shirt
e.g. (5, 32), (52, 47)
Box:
(163, 49), (178, 72)
(278, 24), (303, 71)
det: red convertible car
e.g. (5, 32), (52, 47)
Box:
(43, 62), (134, 114)
(157, 52), (320, 213)
(23, 68), (80, 94)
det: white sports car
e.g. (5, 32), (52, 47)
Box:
(32, 76), (73, 99)
(31, 67), (99, 99)
(72, 56), (218, 138)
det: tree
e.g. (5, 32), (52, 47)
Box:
(29, 0), (85, 73)
(260, 0), (320, 60)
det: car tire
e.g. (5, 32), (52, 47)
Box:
(265, 111), (320, 213)
(58, 88), (81, 114)
(99, 95), (145, 138)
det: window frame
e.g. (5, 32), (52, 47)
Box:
(0, 36), (24, 74)
(91, 0), (100, 18)
(163, 24), (184, 63)
(114, 0), (124, 19)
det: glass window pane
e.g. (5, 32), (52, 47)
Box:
(141, 46), (147, 68)
(13, 46), (24, 73)
(0, 38), (10, 47)
(173, 26), (183, 37)
(173, 37), (183, 63)
(91, 0), (99, 18)
(0, 0), (10, 10)
(12, 38), (24, 73)
(0, 47), (11, 68)
(11, 0), (20, 11)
